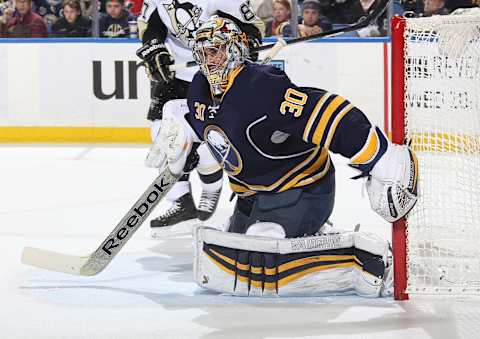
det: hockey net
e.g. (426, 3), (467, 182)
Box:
(391, 12), (480, 300)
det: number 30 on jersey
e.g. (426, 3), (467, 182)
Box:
(280, 88), (307, 118)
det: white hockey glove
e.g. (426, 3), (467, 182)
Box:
(145, 113), (199, 176)
(145, 120), (166, 169)
(366, 144), (419, 222)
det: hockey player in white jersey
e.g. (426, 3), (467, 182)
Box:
(135, 0), (263, 237)
(152, 16), (419, 297)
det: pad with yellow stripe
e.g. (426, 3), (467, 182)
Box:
(202, 242), (385, 295)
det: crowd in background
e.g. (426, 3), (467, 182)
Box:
(0, 0), (139, 37)
(255, 0), (480, 38)
(0, 0), (479, 38)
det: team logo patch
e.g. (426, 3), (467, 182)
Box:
(163, 0), (202, 48)
(204, 126), (243, 176)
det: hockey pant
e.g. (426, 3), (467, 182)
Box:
(229, 169), (335, 238)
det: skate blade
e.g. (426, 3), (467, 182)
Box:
(150, 219), (200, 239)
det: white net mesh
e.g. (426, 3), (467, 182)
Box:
(403, 13), (480, 295)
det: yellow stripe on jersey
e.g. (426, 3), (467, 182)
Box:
(323, 104), (354, 150)
(220, 64), (245, 100)
(229, 182), (257, 197)
(294, 156), (331, 188)
(312, 96), (347, 145)
(228, 147), (322, 192)
(350, 127), (380, 165)
(303, 93), (333, 142)
(278, 148), (329, 192)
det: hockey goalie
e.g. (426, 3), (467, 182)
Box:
(150, 16), (419, 298)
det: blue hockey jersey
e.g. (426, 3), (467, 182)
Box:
(187, 62), (377, 197)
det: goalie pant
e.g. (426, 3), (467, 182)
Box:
(194, 226), (391, 297)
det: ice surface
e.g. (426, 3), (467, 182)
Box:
(1, 145), (480, 339)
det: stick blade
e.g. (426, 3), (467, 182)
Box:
(21, 247), (90, 276)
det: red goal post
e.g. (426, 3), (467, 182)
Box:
(391, 15), (409, 301)
(391, 12), (480, 300)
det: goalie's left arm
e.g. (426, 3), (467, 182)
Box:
(256, 70), (418, 223)
(330, 110), (418, 222)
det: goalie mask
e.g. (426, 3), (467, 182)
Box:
(193, 16), (249, 96)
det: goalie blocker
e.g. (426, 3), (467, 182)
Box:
(194, 225), (392, 297)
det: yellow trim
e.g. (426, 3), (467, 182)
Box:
(230, 147), (321, 192)
(229, 182), (251, 193)
(312, 96), (346, 145)
(278, 148), (329, 192)
(323, 104), (354, 150)
(0, 127), (150, 143)
(220, 65), (245, 100)
(238, 275), (276, 290)
(284, 88), (308, 105)
(210, 249), (236, 266)
(204, 251), (277, 290)
(204, 250), (365, 291)
(303, 93), (332, 142)
(351, 128), (380, 165)
(277, 262), (362, 288)
(251, 267), (263, 274)
(209, 248), (363, 277)
(277, 255), (361, 273)
(295, 156), (331, 188)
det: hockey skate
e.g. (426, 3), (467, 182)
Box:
(150, 191), (198, 239)
(197, 187), (222, 222)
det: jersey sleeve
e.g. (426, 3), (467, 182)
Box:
(261, 67), (372, 160)
(137, 0), (168, 43)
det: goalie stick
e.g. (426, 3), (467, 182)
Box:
(21, 167), (180, 276)
(20, 38), (287, 276)
(166, 0), (389, 71)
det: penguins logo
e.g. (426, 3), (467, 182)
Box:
(163, 0), (202, 48)
(204, 126), (243, 176)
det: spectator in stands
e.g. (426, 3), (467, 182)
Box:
(0, 1), (14, 27)
(423, 0), (449, 16)
(445, 0), (479, 12)
(51, 0), (91, 36)
(99, 0), (135, 37)
(0, 0), (48, 37)
(356, 0), (386, 36)
(33, 0), (61, 18)
(265, 0), (291, 36)
(298, 0), (332, 37)
(321, 0), (363, 24)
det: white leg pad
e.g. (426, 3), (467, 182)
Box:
(194, 227), (390, 298)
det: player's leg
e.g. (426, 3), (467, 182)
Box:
(196, 143), (223, 221)
(228, 168), (335, 238)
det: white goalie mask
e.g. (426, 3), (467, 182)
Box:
(193, 16), (249, 96)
